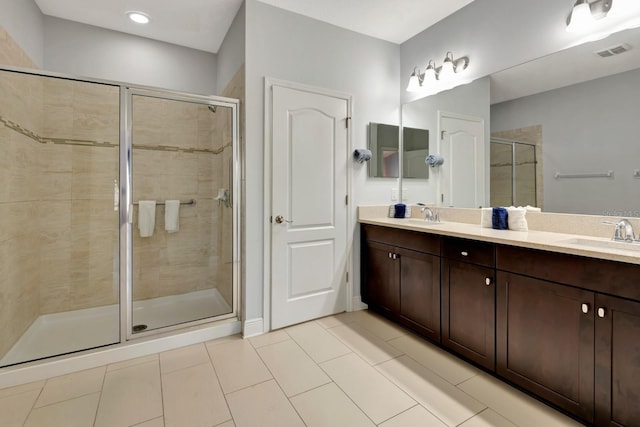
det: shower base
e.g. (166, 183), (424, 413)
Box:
(0, 288), (231, 367)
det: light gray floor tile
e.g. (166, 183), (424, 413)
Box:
(377, 355), (486, 426)
(226, 380), (304, 427)
(320, 353), (416, 423)
(256, 339), (330, 397)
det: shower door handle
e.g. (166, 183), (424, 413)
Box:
(128, 204), (134, 224)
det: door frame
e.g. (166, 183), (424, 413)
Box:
(437, 110), (486, 208)
(263, 77), (353, 332)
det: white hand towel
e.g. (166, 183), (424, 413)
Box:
(165, 200), (180, 233)
(480, 207), (493, 228)
(138, 200), (156, 238)
(507, 207), (528, 231)
(525, 205), (542, 213)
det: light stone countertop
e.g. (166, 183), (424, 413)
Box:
(359, 216), (640, 266)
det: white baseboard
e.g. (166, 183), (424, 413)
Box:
(243, 318), (265, 338)
(351, 296), (368, 311)
(0, 319), (241, 389)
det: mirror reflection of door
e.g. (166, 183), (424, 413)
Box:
(439, 112), (485, 208)
(403, 127), (429, 179)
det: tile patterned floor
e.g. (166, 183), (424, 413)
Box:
(0, 310), (584, 427)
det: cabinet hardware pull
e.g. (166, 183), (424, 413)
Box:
(461, 251), (469, 256)
(581, 303), (590, 314)
(597, 307), (606, 318)
(485, 277), (491, 286)
(388, 252), (392, 259)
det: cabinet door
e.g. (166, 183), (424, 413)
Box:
(397, 247), (440, 342)
(496, 272), (594, 423)
(361, 240), (399, 314)
(442, 259), (495, 370)
(595, 294), (640, 427)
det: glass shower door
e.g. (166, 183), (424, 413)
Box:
(127, 91), (236, 335)
(0, 70), (120, 367)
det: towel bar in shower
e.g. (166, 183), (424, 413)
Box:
(554, 170), (614, 179)
(133, 199), (196, 206)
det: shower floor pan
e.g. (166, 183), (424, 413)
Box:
(1, 288), (231, 367)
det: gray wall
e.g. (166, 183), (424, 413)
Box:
(400, 0), (601, 105)
(43, 16), (217, 95)
(402, 77), (491, 205)
(216, 2), (245, 92)
(0, 0), (44, 66)
(491, 68), (640, 216)
(244, 0), (401, 322)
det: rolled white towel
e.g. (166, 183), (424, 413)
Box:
(480, 207), (493, 228)
(507, 206), (528, 231)
(165, 200), (180, 233)
(525, 205), (541, 213)
(138, 200), (156, 238)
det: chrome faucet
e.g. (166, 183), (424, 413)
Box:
(612, 219), (636, 242)
(421, 206), (440, 223)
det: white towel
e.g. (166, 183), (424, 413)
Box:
(525, 205), (542, 213)
(165, 200), (180, 233)
(480, 207), (493, 228)
(138, 200), (156, 238)
(507, 207), (528, 231)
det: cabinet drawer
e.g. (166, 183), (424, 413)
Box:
(496, 245), (640, 301)
(362, 224), (440, 255)
(443, 237), (495, 267)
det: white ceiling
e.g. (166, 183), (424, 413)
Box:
(34, 0), (475, 53)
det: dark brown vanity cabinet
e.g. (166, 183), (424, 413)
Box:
(594, 294), (640, 427)
(361, 224), (441, 341)
(361, 225), (640, 426)
(442, 237), (496, 370)
(496, 271), (595, 423)
(497, 246), (640, 426)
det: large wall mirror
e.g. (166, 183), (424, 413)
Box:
(401, 26), (640, 216)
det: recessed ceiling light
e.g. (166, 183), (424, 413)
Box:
(127, 11), (150, 24)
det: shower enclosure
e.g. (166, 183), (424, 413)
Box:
(0, 67), (239, 367)
(490, 138), (537, 207)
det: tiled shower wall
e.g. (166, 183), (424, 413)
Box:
(131, 95), (230, 304)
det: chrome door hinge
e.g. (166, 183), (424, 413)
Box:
(346, 117), (351, 129)
(346, 271), (349, 282)
(345, 195), (348, 205)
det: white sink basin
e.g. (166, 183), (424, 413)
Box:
(558, 238), (640, 253)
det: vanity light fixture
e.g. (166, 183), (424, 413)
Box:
(567, 0), (613, 32)
(438, 52), (468, 80)
(406, 67), (423, 92)
(406, 53), (468, 92)
(127, 11), (151, 24)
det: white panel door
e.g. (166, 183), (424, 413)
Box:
(439, 113), (485, 208)
(271, 85), (348, 329)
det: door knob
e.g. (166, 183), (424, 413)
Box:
(274, 215), (292, 224)
(597, 307), (606, 318)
